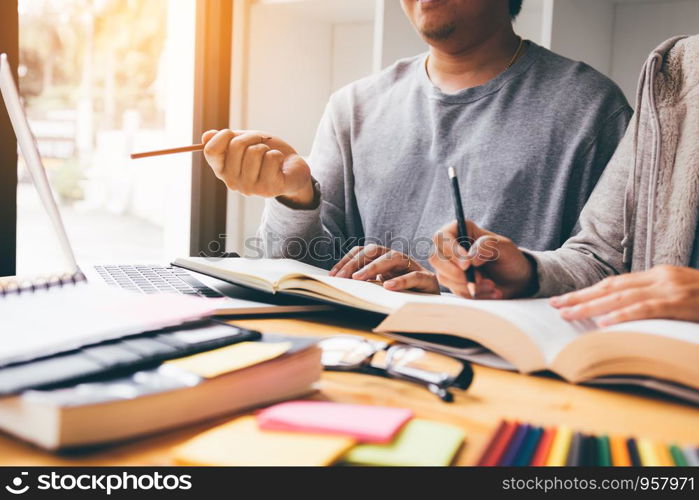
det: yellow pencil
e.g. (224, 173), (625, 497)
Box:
(637, 439), (661, 466)
(609, 435), (631, 466)
(655, 442), (674, 466)
(546, 426), (573, 466)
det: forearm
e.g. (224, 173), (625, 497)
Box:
(523, 246), (620, 298)
(258, 191), (345, 269)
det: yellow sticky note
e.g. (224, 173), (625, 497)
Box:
(165, 341), (291, 378)
(173, 416), (355, 466)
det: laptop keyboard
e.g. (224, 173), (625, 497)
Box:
(94, 265), (224, 298)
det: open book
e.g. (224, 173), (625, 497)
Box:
(173, 257), (699, 392)
(375, 300), (699, 391)
(173, 257), (449, 314)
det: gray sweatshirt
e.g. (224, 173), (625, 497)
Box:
(528, 36), (699, 297)
(259, 42), (631, 269)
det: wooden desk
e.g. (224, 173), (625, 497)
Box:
(1, 313), (698, 466)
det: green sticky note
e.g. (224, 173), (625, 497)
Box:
(343, 419), (464, 466)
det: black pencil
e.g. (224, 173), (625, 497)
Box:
(448, 167), (477, 299)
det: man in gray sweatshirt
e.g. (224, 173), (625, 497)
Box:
(201, 0), (630, 293)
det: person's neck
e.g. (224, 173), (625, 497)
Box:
(426, 26), (521, 94)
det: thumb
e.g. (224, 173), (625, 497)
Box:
(280, 154), (311, 193)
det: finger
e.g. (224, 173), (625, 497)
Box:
(384, 271), (439, 293)
(432, 258), (471, 285)
(353, 251), (412, 281)
(550, 273), (656, 308)
(432, 221), (464, 261)
(256, 149), (285, 197)
(474, 289), (503, 300)
(239, 143), (271, 195)
(224, 132), (271, 186)
(438, 276), (473, 299)
(203, 129), (236, 173)
(456, 235), (500, 269)
(558, 286), (654, 321)
(335, 245), (389, 279)
(330, 246), (365, 276)
(201, 130), (218, 144)
(476, 276), (496, 294)
(237, 130), (297, 157)
(464, 219), (495, 241)
(595, 299), (671, 327)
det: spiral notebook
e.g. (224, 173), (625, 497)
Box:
(0, 273), (215, 367)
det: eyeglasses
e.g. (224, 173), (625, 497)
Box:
(318, 335), (473, 402)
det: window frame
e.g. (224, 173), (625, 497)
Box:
(190, 0), (233, 257)
(0, 0), (18, 276)
(0, 0), (231, 277)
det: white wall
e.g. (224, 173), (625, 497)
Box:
(372, 0), (427, 70)
(332, 23), (375, 100)
(611, 0), (699, 101)
(228, 0), (376, 251)
(547, 0), (616, 75)
(514, 0), (546, 45)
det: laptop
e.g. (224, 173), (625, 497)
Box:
(0, 53), (330, 316)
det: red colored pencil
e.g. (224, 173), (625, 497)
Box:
(478, 420), (519, 466)
(530, 427), (557, 466)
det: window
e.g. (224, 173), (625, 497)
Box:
(15, 0), (196, 275)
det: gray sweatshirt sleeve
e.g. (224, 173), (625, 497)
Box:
(524, 115), (635, 297)
(258, 93), (358, 268)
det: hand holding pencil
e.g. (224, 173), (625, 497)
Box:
(131, 129), (317, 209)
(429, 217), (537, 300)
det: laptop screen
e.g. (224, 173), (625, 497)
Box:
(0, 53), (79, 274)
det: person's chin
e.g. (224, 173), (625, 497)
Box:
(420, 23), (457, 42)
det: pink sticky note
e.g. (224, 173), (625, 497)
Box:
(256, 401), (413, 444)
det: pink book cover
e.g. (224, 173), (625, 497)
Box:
(256, 401), (413, 444)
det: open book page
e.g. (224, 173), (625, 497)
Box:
(302, 276), (468, 313)
(435, 299), (597, 366)
(174, 258), (329, 289)
(603, 320), (699, 344)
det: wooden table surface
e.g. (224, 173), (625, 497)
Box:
(1, 312), (698, 466)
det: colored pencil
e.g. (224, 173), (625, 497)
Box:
(583, 434), (599, 466)
(597, 436), (611, 467)
(546, 426), (573, 466)
(566, 432), (583, 466)
(500, 424), (531, 466)
(530, 427), (556, 466)
(610, 435), (631, 466)
(669, 445), (688, 466)
(478, 420), (518, 466)
(130, 143), (204, 159)
(627, 438), (642, 466)
(655, 442), (674, 466)
(514, 427), (543, 466)
(130, 136), (273, 160)
(477, 420), (507, 466)
(637, 439), (661, 466)
(683, 446), (699, 467)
